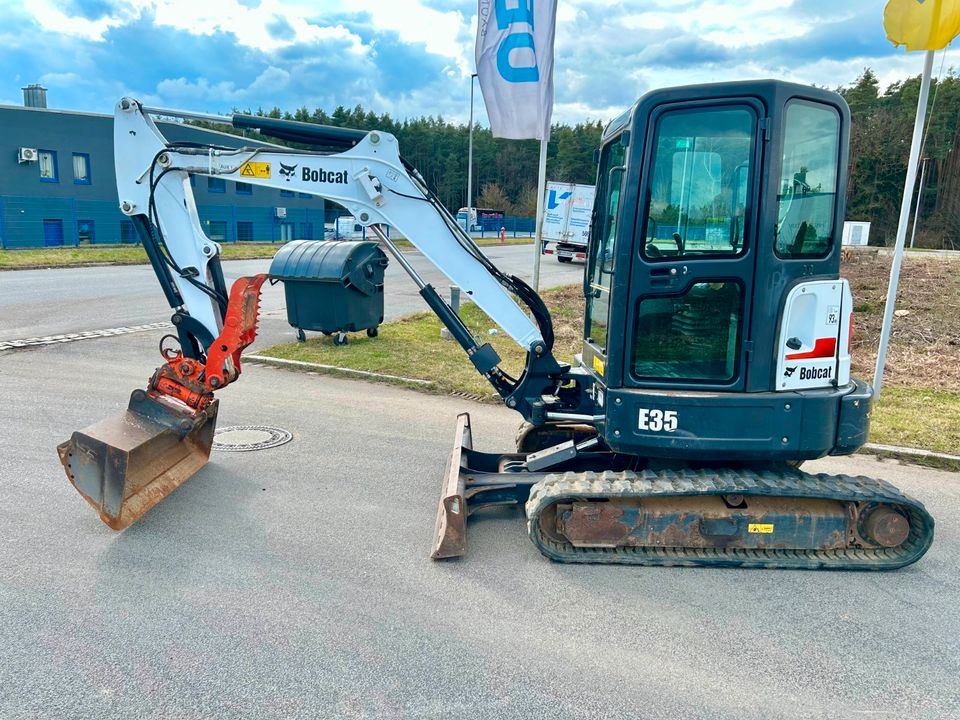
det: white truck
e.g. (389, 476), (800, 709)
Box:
(541, 182), (595, 263)
(333, 215), (368, 240)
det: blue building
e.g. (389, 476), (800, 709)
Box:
(0, 85), (327, 249)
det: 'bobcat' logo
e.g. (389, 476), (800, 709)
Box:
(279, 162), (297, 180)
(783, 366), (797, 377)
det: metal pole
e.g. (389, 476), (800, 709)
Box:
(467, 74), (477, 219)
(368, 224), (426, 290)
(909, 157), (927, 249)
(874, 49), (935, 398)
(532, 136), (548, 292)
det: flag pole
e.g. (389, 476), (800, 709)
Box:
(873, 49), (935, 398)
(909, 157), (927, 249)
(531, 135), (548, 292)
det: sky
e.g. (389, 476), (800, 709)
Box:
(1, 0), (958, 128)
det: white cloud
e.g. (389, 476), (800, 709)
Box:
(341, 1), (467, 60)
(10, 0), (960, 128)
(151, 0), (367, 53)
(22, 0), (136, 41)
(622, 1), (808, 49)
(38, 71), (83, 86)
(22, 0), (369, 52)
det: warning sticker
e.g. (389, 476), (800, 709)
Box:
(748, 523), (774, 534)
(592, 355), (605, 376)
(239, 161), (271, 179)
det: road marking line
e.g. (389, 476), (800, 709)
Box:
(0, 322), (172, 351)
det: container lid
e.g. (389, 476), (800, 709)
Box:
(268, 240), (385, 282)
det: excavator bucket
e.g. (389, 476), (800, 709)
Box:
(57, 389), (218, 530)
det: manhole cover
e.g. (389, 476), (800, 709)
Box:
(213, 425), (293, 452)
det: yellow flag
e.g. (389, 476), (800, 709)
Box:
(884, 0), (960, 51)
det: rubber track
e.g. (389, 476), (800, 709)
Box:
(526, 468), (935, 570)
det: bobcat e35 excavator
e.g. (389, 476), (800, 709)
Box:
(58, 80), (935, 569)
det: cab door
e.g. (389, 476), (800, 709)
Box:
(624, 99), (764, 392)
(582, 132), (628, 382)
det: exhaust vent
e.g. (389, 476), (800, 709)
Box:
(22, 83), (48, 109)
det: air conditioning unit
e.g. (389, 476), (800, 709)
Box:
(275, 207), (287, 219)
(18, 147), (38, 163)
(842, 221), (871, 246)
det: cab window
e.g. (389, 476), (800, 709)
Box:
(584, 135), (626, 354)
(642, 106), (756, 259)
(775, 101), (840, 259)
(632, 281), (743, 382)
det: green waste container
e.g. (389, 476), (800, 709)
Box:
(269, 240), (388, 345)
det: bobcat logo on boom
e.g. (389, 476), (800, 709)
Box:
(302, 167), (349, 184)
(279, 162), (297, 180)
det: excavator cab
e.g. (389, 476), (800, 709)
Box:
(436, 81), (932, 567)
(580, 80), (871, 463)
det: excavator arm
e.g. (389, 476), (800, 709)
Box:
(114, 97), (572, 410)
(58, 98), (586, 531)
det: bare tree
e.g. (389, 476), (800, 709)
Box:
(477, 182), (512, 213)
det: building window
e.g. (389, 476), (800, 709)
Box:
(280, 189), (294, 197)
(39, 150), (58, 182)
(72, 153), (91, 185)
(299, 192), (312, 199)
(120, 221), (136, 243)
(236, 221), (254, 242)
(236, 182), (253, 195)
(207, 220), (227, 241)
(208, 177), (226, 193)
(190, 175), (196, 187)
(279, 222), (295, 242)
(300, 222), (313, 240)
(77, 219), (95, 245)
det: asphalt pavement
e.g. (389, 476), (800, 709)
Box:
(0, 244), (583, 346)
(1, 252), (958, 720)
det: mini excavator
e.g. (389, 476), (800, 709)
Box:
(59, 80), (934, 569)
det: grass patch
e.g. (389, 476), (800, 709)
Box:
(0, 243), (284, 270)
(260, 304), (533, 400)
(869, 386), (960, 455)
(0, 237), (532, 271)
(260, 285), (583, 400)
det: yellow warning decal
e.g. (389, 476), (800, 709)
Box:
(748, 523), (774, 534)
(593, 355), (605, 376)
(239, 161), (271, 179)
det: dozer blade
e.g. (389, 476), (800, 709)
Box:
(430, 413), (542, 560)
(57, 389), (218, 530)
(430, 413), (472, 559)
